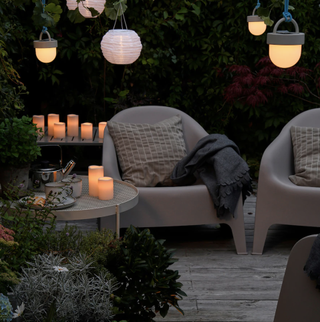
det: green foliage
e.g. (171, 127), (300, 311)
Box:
(0, 188), (57, 272)
(78, 229), (122, 274)
(13, 253), (118, 322)
(0, 116), (41, 166)
(109, 226), (186, 322)
(0, 259), (20, 296)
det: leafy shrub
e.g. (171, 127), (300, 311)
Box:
(13, 253), (118, 322)
(79, 229), (122, 274)
(0, 190), (57, 273)
(0, 224), (20, 294)
(109, 226), (186, 322)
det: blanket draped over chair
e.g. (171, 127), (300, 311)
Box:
(171, 134), (252, 218)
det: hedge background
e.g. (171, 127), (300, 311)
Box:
(2, 0), (320, 176)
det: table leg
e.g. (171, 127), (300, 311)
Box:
(115, 204), (120, 237)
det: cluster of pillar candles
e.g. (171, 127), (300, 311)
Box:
(32, 114), (107, 139)
(89, 166), (114, 201)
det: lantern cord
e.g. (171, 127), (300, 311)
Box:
(255, 0), (260, 10)
(41, 0), (47, 33)
(283, 0), (292, 22)
(112, 3), (128, 30)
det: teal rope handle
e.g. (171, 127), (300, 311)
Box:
(42, 0), (47, 32)
(255, 0), (260, 10)
(283, 0), (292, 22)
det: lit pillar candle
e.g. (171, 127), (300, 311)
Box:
(67, 114), (79, 137)
(32, 115), (45, 134)
(99, 122), (107, 139)
(54, 122), (66, 139)
(88, 165), (104, 197)
(81, 122), (93, 139)
(98, 177), (114, 200)
(48, 114), (59, 136)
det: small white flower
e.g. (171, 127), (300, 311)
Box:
(13, 302), (25, 318)
(53, 266), (69, 272)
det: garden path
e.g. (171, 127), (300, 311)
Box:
(56, 190), (320, 322)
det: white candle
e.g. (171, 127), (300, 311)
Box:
(32, 115), (45, 134)
(98, 177), (114, 200)
(81, 122), (93, 139)
(99, 122), (107, 139)
(88, 165), (104, 197)
(48, 114), (59, 136)
(54, 122), (66, 139)
(67, 114), (79, 137)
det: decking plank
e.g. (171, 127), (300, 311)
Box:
(53, 191), (320, 322)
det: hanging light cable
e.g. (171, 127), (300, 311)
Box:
(100, 9), (142, 65)
(247, 0), (267, 36)
(267, 0), (305, 68)
(33, 0), (57, 63)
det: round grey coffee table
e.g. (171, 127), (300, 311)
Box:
(53, 176), (139, 236)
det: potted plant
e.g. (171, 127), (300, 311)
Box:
(0, 116), (41, 196)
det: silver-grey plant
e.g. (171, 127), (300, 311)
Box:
(13, 253), (118, 322)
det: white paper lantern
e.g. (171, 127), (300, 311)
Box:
(101, 29), (142, 65)
(66, 0), (105, 18)
(66, 0), (78, 10)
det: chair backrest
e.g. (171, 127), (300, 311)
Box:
(102, 105), (208, 179)
(273, 235), (320, 322)
(109, 105), (208, 152)
(260, 108), (320, 179)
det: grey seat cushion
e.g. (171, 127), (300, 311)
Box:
(289, 125), (320, 186)
(107, 115), (187, 187)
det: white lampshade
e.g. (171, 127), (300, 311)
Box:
(66, 0), (78, 10)
(101, 29), (142, 65)
(248, 20), (266, 36)
(267, 18), (305, 68)
(269, 44), (302, 69)
(66, 0), (105, 17)
(79, 0), (105, 18)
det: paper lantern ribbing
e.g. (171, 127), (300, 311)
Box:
(101, 29), (142, 65)
(66, 0), (105, 18)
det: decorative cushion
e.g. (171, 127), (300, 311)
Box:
(107, 115), (187, 187)
(289, 125), (320, 186)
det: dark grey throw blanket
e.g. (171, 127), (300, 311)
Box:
(170, 134), (252, 218)
(304, 234), (320, 290)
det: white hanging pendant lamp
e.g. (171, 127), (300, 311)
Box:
(247, 1), (266, 36)
(33, 0), (58, 63)
(101, 14), (142, 65)
(34, 29), (57, 64)
(66, 0), (105, 18)
(267, 0), (304, 68)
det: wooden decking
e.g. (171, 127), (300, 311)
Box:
(56, 191), (320, 322)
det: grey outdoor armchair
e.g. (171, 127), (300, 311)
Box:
(253, 108), (320, 254)
(101, 105), (248, 254)
(273, 235), (320, 322)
